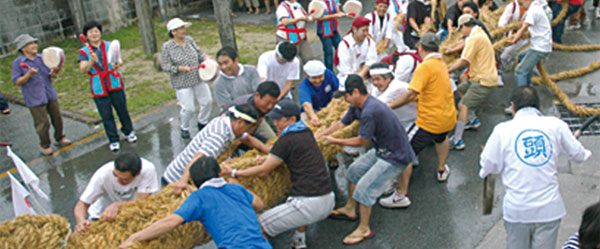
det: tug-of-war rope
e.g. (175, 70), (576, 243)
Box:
(2, 1), (600, 248)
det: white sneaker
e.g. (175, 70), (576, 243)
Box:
(379, 191), (411, 208)
(566, 23), (581, 30)
(291, 235), (307, 249)
(109, 142), (120, 152)
(126, 131), (138, 143)
(437, 165), (450, 182)
(596, 8), (600, 19)
(504, 106), (513, 115)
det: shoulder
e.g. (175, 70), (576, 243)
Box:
(12, 56), (24, 66)
(93, 162), (114, 180)
(140, 158), (157, 173)
(243, 64), (258, 72)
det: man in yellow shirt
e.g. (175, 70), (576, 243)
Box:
(447, 14), (498, 150)
(386, 33), (456, 208)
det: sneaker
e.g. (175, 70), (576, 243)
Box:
(465, 117), (481, 130)
(566, 23), (581, 30)
(449, 138), (465, 150)
(379, 191), (411, 208)
(126, 131), (138, 143)
(40, 146), (54, 156)
(504, 106), (513, 115)
(437, 164), (450, 182)
(596, 8), (600, 19)
(291, 235), (307, 249)
(109, 142), (120, 152)
(181, 129), (190, 139)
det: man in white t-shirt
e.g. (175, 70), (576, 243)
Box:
(257, 42), (300, 100)
(480, 86), (591, 249)
(509, 0), (552, 88)
(276, 0), (314, 63)
(337, 17), (378, 85)
(73, 152), (159, 235)
(370, 62), (416, 129)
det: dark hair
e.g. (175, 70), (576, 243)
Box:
(345, 74), (368, 95)
(83, 21), (103, 36)
(462, 1), (480, 17)
(579, 201), (600, 249)
(189, 157), (221, 187)
(463, 17), (494, 42)
(217, 46), (239, 61)
(228, 104), (259, 124)
(168, 30), (174, 38)
(256, 81), (280, 99)
(277, 41), (297, 62)
(114, 152), (142, 176)
(510, 86), (540, 111)
(370, 62), (395, 80)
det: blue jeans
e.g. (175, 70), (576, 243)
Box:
(515, 48), (550, 87)
(346, 149), (406, 206)
(0, 89), (9, 111)
(318, 32), (341, 71)
(550, 2), (581, 43)
(93, 89), (134, 143)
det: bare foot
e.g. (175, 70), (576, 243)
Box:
(247, 8), (253, 14)
(265, 9), (271, 15)
(255, 8), (260, 15)
(329, 206), (357, 220)
(231, 12), (238, 17)
(342, 228), (374, 245)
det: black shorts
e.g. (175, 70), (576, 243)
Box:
(406, 123), (449, 155)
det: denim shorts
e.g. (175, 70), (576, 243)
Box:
(346, 149), (407, 206)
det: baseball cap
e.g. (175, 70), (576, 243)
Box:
(267, 99), (301, 120)
(457, 14), (475, 29)
(167, 18), (191, 31)
(417, 32), (440, 51)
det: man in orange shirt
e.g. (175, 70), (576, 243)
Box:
(385, 33), (456, 208)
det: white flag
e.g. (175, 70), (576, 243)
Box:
(8, 172), (36, 216)
(7, 146), (49, 200)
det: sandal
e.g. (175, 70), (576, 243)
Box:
(328, 210), (358, 221)
(342, 230), (375, 245)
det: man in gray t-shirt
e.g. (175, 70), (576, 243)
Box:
(213, 46), (262, 109)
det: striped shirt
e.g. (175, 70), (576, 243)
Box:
(562, 233), (580, 249)
(163, 116), (236, 183)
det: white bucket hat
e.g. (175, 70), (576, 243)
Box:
(166, 18), (191, 31)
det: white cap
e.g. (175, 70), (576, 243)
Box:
(303, 60), (326, 77)
(166, 18), (191, 31)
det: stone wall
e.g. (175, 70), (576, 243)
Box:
(0, 0), (207, 56)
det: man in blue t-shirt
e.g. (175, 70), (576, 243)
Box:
(316, 74), (415, 245)
(298, 60), (339, 127)
(119, 157), (271, 249)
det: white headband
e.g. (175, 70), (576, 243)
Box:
(228, 106), (257, 123)
(275, 42), (285, 61)
(370, 66), (393, 76)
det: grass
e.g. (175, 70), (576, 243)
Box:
(0, 18), (277, 119)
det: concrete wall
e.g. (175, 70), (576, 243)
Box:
(0, 0), (207, 56)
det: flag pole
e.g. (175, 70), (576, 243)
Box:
(23, 183), (49, 214)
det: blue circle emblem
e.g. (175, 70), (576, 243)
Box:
(515, 129), (553, 167)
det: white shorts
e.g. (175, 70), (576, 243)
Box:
(259, 192), (335, 237)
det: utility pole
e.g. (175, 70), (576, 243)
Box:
(212, 0), (238, 50)
(134, 0), (158, 56)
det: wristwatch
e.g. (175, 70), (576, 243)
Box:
(231, 169), (238, 178)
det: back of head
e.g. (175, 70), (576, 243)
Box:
(277, 41), (297, 62)
(83, 21), (103, 35)
(217, 46), (239, 61)
(228, 103), (259, 124)
(345, 74), (368, 95)
(256, 81), (281, 99)
(114, 152), (142, 176)
(579, 201), (600, 249)
(189, 157), (221, 188)
(510, 86), (540, 111)
(418, 32), (440, 52)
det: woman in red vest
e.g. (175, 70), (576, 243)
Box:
(78, 21), (136, 152)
